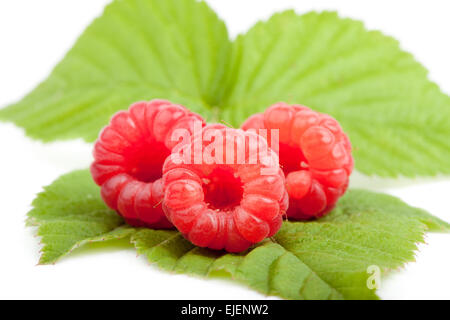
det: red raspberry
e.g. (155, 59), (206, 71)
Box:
(162, 125), (287, 252)
(241, 102), (353, 220)
(91, 100), (205, 228)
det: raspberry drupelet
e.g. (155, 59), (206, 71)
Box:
(91, 99), (205, 228)
(241, 102), (353, 220)
(162, 125), (287, 252)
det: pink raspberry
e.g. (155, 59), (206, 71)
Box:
(242, 102), (353, 220)
(91, 100), (205, 228)
(162, 125), (287, 252)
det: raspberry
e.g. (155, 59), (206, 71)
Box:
(91, 99), (205, 228)
(241, 102), (353, 220)
(162, 125), (287, 252)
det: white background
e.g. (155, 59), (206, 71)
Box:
(0, 0), (449, 300)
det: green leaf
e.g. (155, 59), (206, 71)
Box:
(1, 3), (450, 177)
(131, 230), (342, 299)
(275, 190), (449, 299)
(28, 170), (135, 264)
(28, 169), (449, 298)
(1, 3), (449, 177)
(131, 189), (449, 300)
(221, 11), (450, 177)
(0, 0), (230, 142)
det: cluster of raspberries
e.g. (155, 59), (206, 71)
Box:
(91, 100), (353, 252)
